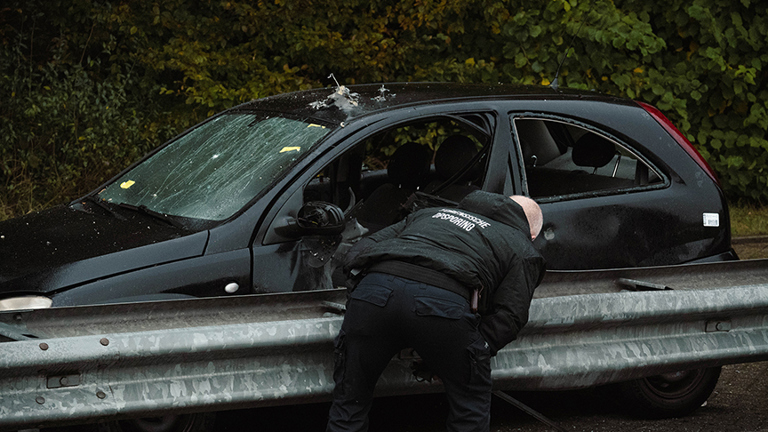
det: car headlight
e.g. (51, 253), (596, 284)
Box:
(0, 296), (53, 312)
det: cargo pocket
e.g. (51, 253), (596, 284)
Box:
(414, 296), (465, 319)
(332, 329), (347, 386)
(466, 334), (492, 386)
(350, 281), (393, 307)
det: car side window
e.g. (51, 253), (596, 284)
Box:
(258, 113), (494, 293)
(306, 114), (493, 233)
(513, 118), (663, 199)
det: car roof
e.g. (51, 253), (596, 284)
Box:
(234, 82), (632, 126)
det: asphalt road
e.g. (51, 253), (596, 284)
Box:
(489, 360), (768, 432)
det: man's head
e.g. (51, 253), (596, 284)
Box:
(510, 195), (543, 240)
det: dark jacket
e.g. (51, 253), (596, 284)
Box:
(346, 190), (546, 355)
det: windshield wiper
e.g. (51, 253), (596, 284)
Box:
(117, 203), (185, 230)
(82, 195), (126, 220)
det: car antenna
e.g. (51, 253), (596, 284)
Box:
(550, 16), (587, 91)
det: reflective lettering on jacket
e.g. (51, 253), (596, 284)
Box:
(431, 208), (491, 232)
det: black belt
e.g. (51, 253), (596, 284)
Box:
(366, 260), (471, 303)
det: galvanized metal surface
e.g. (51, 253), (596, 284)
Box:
(1, 259), (767, 430)
(0, 289), (348, 341)
(534, 258), (768, 297)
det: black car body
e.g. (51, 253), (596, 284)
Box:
(0, 83), (736, 310)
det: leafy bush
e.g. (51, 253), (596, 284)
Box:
(1, 0), (766, 219)
(1, 52), (140, 211)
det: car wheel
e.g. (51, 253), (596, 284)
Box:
(617, 366), (721, 418)
(98, 412), (216, 432)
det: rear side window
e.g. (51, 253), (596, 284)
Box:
(513, 118), (664, 199)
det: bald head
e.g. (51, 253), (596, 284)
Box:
(510, 195), (543, 240)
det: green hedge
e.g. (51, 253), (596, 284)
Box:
(2, 0), (766, 219)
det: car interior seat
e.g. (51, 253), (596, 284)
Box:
(423, 135), (481, 202)
(355, 142), (431, 231)
(566, 133), (635, 193)
(516, 120), (562, 168)
(571, 133), (617, 174)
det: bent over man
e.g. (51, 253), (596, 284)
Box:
(326, 191), (546, 432)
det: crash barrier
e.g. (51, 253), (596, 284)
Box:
(1, 259), (768, 430)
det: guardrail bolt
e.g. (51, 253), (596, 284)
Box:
(96, 391), (107, 400)
(35, 396), (45, 405)
(100, 338), (109, 346)
(39, 343), (49, 351)
(706, 320), (732, 332)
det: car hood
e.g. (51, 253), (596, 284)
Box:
(0, 203), (209, 295)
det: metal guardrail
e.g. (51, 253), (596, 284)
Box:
(1, 259), (767, 430)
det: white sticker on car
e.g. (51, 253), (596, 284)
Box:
(703, 213), (720, 227)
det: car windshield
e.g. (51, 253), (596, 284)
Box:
(98, 113), (332, 221)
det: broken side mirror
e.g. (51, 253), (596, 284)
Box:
(274, 201), (345, 237)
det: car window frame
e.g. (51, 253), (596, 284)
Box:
(509, 113), (670, 204)
(258, 109), (500, 246)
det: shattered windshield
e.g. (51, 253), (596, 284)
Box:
(98, 113), (332, 221)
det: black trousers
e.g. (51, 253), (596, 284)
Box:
(326, 272), (493, 432)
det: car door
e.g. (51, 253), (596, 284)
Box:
(507, 115), (685, 270)
(250, 107), (505, 293)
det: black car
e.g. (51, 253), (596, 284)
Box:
(0, 82), (735, 311)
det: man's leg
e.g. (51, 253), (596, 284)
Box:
(405, 286), (493, 432)
(438, 333), (493, 432)
(327, 273), (402, 432)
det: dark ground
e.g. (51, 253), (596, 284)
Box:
(732, 236), (768, 260)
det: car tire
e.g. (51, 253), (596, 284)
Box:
(97, 412), (216, 432)
(617, 366), (721, 418)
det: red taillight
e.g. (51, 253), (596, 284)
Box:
(637, 101), (720, 185)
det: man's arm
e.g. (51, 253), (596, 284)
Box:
(479, 255), (545, 355)
(343, 216), (410, 270)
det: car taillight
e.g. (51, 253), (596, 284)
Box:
(637, 101), (720, 185)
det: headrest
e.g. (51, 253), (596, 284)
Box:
(387, 142), (431, 189)
(572, 134), (616, 169)
(434, 135), (479, 180)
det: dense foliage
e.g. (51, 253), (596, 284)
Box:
(1, 0), (766, 218)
